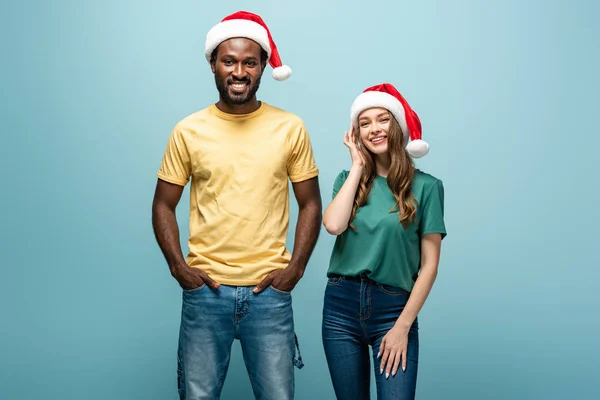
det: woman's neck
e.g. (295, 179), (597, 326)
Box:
(375, 153), (391, 177)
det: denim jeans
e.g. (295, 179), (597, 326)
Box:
(322, 274), (419, 400)
(177, 284), (303, 400)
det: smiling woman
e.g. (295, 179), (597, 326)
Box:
(357, 108), (392, 154)
(321, 83), (445, 400)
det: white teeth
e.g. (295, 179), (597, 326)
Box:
(372, 137), (385, 143)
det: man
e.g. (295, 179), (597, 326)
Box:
(151, 10), (322, 400)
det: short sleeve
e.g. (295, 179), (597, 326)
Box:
(157, 125), (191, 186)
(332, 170), (349, 199)
(287, 122), (319, 183)
(419, 180), (447, 239)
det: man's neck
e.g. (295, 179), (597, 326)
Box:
(215, 98), (261, 115)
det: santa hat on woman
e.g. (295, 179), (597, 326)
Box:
(350, 83), (429, 158)
(204, 11), (292, 81)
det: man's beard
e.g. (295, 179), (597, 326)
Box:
(215, 75), (262, 106)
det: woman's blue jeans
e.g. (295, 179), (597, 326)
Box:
(322, 274), (419, 400)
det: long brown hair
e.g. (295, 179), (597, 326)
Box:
(349, 113), (417, 230)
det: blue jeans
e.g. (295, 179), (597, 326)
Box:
(177, 284), (303, 400)
(322, 274), (419, 400)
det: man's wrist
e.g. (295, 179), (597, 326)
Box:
(170, 262), (188, 277)
(286, 261), (306, 279)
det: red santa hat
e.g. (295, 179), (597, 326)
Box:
(204, 11), (292, 81)
(350, 83), (429, 158)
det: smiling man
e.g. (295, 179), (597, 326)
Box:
(151, 10), (322, 400)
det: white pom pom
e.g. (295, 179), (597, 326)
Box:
(272, 65), (292, 81)
(406, 139), (429, 158)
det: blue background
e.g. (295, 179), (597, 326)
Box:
(2, 0), (599, 399)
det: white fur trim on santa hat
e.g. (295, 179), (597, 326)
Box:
(350, 91), (409, 143)
(205, 19), (271, 62)
(272, 65), (292, 81)
(405, 139), (429, 158)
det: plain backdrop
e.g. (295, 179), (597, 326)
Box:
(1, 0), (599, 399)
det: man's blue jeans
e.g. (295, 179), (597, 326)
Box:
(322, 274), (419, 400)
(177, 284), (303, 400)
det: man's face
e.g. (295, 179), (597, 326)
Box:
(211, 38), (266, 105)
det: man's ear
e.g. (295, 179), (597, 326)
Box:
(210, 46), (219, 73)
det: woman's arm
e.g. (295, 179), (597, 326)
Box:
(322, 165), (362, 235)
(323, 126), (365, 235)
(378, 233), (442, 377)
(396, 233), (442, 327)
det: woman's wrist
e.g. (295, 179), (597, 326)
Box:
(350, 163), (364, 173)
(395, 315), (413, 331)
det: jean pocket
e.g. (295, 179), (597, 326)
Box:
(268, 285), (292, 296)
(183, 283), (206, 294)
(326, 275), (342, 286)
(377, 283), (410, 296)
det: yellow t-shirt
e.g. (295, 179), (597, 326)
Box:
(157, 102), (319, 285)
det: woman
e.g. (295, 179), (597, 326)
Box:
(321, 83), (446, 399)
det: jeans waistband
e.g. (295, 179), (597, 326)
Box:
(330, 272), (372, 282)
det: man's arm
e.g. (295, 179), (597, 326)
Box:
(152, 179), (220, 289)
(253, 176), (322, 293)
(287, 176), (323, 274)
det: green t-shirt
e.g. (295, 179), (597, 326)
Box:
(327, 169), (447, 291)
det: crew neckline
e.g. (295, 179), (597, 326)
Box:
(209, 102), (268, 121)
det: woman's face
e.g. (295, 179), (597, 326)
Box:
(357, 107), (391, 156)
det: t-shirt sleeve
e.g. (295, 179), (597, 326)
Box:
(287, 121), (319, 183)
(157, 125), (191, 186)
(419, 179), (447, 239)
(332, 170), (349, 199)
